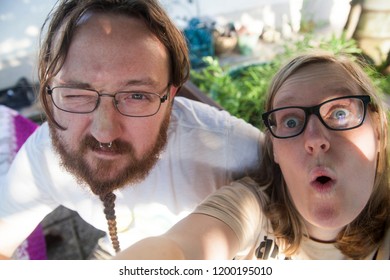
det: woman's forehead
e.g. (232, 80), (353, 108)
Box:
(273, 63), (360, 108)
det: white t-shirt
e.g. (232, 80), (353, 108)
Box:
(0, 97), (262, 253)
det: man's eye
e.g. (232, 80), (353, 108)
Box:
(130, 93), (145, 100)
(64, 94), (86, 99)
(62, 94), (95, 102)
(120, 93), (148, 102)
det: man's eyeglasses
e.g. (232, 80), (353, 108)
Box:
(262, 95), (371, 139)
(47, 86), (169, 117)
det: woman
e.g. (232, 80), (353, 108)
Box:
(114, 51), (390, 260)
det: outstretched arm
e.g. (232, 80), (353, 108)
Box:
(114, 177), (263, 260)
(113, 213), (239, 260)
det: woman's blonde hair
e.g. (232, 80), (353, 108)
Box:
(257, 51), (390, 259)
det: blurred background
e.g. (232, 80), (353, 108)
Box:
(1, 0), (389, 259)
(2, 0), (390, 118)
(0, 0), (356, 88)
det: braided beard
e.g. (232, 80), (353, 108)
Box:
(100, 192), (121, 252)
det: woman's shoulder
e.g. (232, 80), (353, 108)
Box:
(194, 177), (269, 252)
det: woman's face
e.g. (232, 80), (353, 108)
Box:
(271, 63), (379, 241)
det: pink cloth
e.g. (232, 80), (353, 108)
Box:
(1, 105), (47, 259)
(13, 114), (38, 152)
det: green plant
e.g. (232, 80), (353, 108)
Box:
(191, 57), (278, 129)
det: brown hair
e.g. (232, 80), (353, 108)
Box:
(256, 51), (390, 259)
(38, 0), (190, 129)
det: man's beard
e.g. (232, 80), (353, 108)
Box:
(49, 112), (170, 197)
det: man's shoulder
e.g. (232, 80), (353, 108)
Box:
(27, 122), (51, 143)
(171, 97), (257, 133)
(172, 96), (228, 118)
(19, 122), (54, 157)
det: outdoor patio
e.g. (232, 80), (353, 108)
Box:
(2, 0), (389, 260)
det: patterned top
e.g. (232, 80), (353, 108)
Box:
(0, 105), (46, 260)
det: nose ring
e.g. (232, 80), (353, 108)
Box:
(99, 142), (113, 148)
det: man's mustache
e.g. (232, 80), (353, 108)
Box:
(80, 135), (134, 154)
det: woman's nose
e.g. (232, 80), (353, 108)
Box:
(303, 116), (330, 155)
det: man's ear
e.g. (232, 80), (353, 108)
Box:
(169, 85), (179, 99)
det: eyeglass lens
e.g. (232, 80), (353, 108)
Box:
(265, 96), (367, 138)
(49, 87), (165, 117)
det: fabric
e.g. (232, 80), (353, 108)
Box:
(1, 97), (262, 256)
(194, 177), (390, 260)
(0, 105), (46, 260)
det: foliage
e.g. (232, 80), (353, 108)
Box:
(191, 57), (277, 128)
(190, 33), (390, 129)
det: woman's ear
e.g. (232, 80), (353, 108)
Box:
(271, 138), (279, 164)
(273, 151), (279, 164)
(369, 111), (384, 166)
(372, 111), (382, 145)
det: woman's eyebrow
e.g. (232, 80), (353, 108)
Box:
(273, 87), (355, 108)
(273, 95), (300, 108)
(324, 86), (355, 95)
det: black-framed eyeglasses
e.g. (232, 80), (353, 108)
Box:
(46, 85), (170, 117)
(262, 95), (371, 139)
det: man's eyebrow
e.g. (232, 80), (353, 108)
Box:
(123, 78), (159, 87)
(54, 78), (159, 88)
(54, 79), (90, 88)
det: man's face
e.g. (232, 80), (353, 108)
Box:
(48, 13), (177, 196)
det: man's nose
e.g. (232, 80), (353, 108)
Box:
(90, 96), (123, 143)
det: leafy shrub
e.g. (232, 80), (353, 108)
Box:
(191, 57), (276, 128)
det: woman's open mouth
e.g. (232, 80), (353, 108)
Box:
(310, 168), (336, 192)
(316, 176), (331, 184)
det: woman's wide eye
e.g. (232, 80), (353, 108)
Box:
(283, 117), (299, 128)
(333, 108), (349, 120)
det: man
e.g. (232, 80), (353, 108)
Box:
(0, 0), (262, 259)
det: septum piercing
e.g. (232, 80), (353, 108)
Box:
(99, 142), (113, 148)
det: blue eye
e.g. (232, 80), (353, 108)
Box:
(333, 109), (349, 120)
(118, 92), (149, 103)
(131, 93), (144, 100)
(283, 117), (299, 128)
(328, 108), (351, 127)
